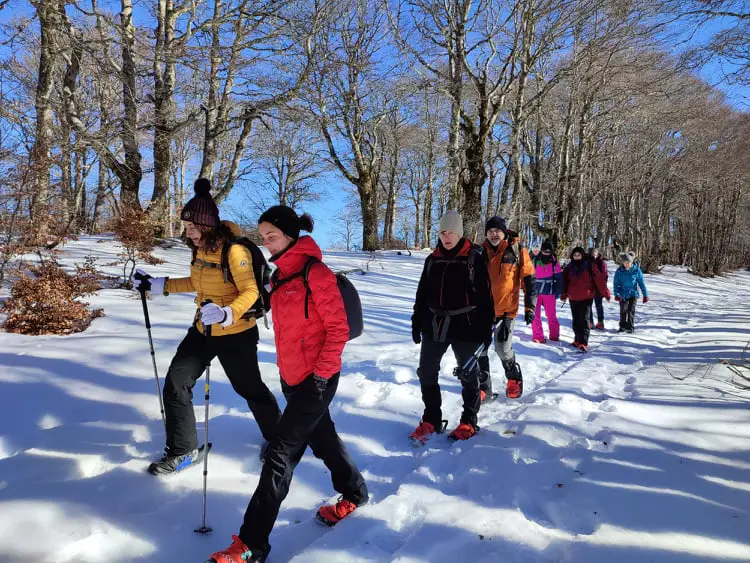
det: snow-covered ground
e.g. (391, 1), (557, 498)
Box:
(1, 235), (749, 563)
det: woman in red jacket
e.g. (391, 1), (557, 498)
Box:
(561, 246), (610, 352)
(207, 206), (368, 563)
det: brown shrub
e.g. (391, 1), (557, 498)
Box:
(2, 259), (104, 335)
(109, 208), (164, 287)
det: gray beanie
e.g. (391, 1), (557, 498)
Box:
(438, 210), (463, 237)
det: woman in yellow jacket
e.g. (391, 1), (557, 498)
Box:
(133, 179), (281, 475)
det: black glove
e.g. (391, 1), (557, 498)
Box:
(483, 331), (493, 350)
(524, 309), (534, 325)
(497, 317), (510, 343)
(411, 315), (422, 345)
(311, 374), (328, 394)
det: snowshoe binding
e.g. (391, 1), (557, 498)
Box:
(148, 443), (211, 475)
(502, 359), (524, 399)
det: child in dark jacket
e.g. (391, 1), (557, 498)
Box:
(614, 252), (649, 333)
(561, 246), (610, 352)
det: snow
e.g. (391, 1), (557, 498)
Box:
(1, 235), (749, 563)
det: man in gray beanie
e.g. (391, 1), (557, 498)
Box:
(409, 210), (493, 443)
(438, 210), (464, 237)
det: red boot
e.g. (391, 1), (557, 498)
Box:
(316, 497), (359, 526)
(206, 535), (267, 563)
(448, 422), (477, 441)
(506, 379), (523, 399)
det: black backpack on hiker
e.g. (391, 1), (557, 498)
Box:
(192, 237), (271, 321)
(271, 257), (363, 341)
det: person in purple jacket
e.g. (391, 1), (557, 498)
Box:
(531, 240), (562, 343)
(588, 248), (608, 330)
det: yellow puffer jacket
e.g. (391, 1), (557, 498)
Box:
(165, 222), (259, 336)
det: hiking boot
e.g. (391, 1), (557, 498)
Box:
(595, 322), (604, 330)
(506, 379), (523, 399)
(577, 344), (588, 353)
(409, 420), (437, 445)
(316, 497), (359, 527)
(148, 447), (203, 475)
(532, 337), (546, 344)
(206, 535), (268, 563)
(570, 341), (580, 347)
(448, 422), (477, 441)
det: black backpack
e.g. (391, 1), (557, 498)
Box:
(191, 236), (271, 320)
(271, 257), (363, 341)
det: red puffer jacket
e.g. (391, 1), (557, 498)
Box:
(270, 236), (349, 386)
(562, 259), (610, 302)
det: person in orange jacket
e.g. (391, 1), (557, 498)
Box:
(477, 216), (536, 399)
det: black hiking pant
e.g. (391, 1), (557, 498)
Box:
(163, 325), (281, 455)
(239, 372), (368, 554)
(570, 299), (592, 346)
(417, 335), (482, 428)
(619, 298), (637, 331)
(588, 295), (604, 325)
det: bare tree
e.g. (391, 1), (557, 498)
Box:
(309, 0), (391, 250)
(249, 116), (325, 209)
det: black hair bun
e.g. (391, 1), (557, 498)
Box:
(298, 213), (314, 233)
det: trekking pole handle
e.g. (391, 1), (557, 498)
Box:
(200, 299), (213, 338)
(134, 271), (152, 328)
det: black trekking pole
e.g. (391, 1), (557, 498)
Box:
(134, 271), (167, 437)
(195, 300), (214, 535)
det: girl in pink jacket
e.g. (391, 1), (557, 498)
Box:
(531, 240), (562, 343)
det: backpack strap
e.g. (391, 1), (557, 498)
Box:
(301, 257), (322, 319)
(269, 257), (320, 320)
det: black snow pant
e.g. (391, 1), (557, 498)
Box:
(570, 299), (592, 346)
(418, 335), (482, 428)
(162, 325), (281, 455)
(588, 294), (604, 325)
(619, 298), (637, 331)
(239, 372), (368, 554)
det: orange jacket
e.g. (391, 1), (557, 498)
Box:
(482, 236), (535, 319)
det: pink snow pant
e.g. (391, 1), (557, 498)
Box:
(532, 294), (560, 341)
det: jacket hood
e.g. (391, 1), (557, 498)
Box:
(221, 220), (243, 237)
(433, 238), (471, 258)
(272, 235), (323, 276)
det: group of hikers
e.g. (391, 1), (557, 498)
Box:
(131, 179), (649, 563)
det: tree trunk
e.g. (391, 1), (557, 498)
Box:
(119, 0), (143, 210)
(359, 175), (379, 251)
(29, 0), (59, 240)
(91, 157), (108, 232)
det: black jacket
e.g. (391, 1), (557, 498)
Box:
(412, 238), (494, 343)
